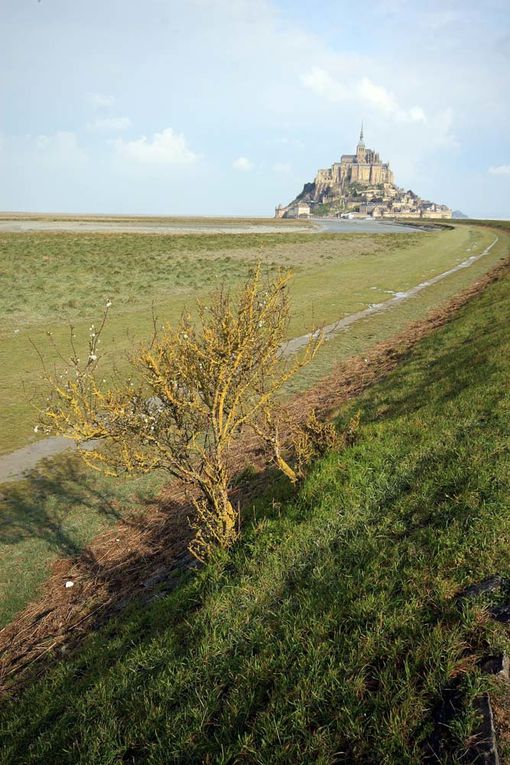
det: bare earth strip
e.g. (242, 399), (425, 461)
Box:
(0, 220), (313, 235)
(0, 215), (424, 235)
(0, 236), (498, 484)
(1, 251), (509, 697)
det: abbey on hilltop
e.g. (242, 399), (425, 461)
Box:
(275, 126), (452, 220)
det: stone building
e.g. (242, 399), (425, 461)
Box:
(314, 125), (394, 199)
(275, 126), (452, 220)
(274, 201), (310, 218)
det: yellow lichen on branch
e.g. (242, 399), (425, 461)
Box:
(38, 268), (322, 560)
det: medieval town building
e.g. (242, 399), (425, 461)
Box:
(275, 126), (451, 220)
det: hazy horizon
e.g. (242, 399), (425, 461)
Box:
(1, 0), (509, 218)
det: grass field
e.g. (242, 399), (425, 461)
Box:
(0, 223), (506, 456)
(2, 231), (510, 764)
(0, 213), (308, 226)
(0, 222), (509, 628)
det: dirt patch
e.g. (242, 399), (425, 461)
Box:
(0, 220), (314, 235)
(1, 254), (509, 698)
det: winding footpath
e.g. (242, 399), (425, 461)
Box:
(0, 235), (499, 484)
(282, 235), (499, 355)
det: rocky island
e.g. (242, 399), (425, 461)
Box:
(275, 126), (452, 220)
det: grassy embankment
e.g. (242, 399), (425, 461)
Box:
(1, 229), (510, 763)
(0, 224), (508, 628)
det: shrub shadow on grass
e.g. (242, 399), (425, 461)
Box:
(0, 455), (123, 557)
(0, 458), (296, 698)
(0, 452), (166, 628)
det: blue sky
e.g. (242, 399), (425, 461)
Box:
(1, 0), (509, 217)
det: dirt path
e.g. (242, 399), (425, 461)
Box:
(282, 236), (499, 354)
(0, 437), (100, 484)
(0, 253), (508, 695)
(0, 235), (498, 484)
(0, 217), (422, 235)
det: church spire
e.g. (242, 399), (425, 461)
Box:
(359, 122), (365, 146)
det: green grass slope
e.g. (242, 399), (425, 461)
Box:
(2, 257), (510, 764)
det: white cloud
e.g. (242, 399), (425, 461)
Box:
(408, 106), (427, 122)
(0, 130), (93, 212)
(358, 78), (426, 122)
(488, 164), (510, 176)
(87, 92), (115, 110)
(358, 77), (397, 113)
(233, 156), (254, 171)
(302, 67), (426, 123)
(87, 116), (131, 131)
(114, 128), (198, 165)
(301, 66), (348, 103)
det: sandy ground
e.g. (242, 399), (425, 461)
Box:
(0, 220), (313, 235)
(0, 235), (498, 484)
(0, 217), (423, 235)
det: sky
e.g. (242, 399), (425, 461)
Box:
(1, 0), (509, 218)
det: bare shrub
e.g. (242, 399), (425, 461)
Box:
(292, 410), (341, 480)
(259, 408), (362, 484)
(38, 268), (321, 560)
